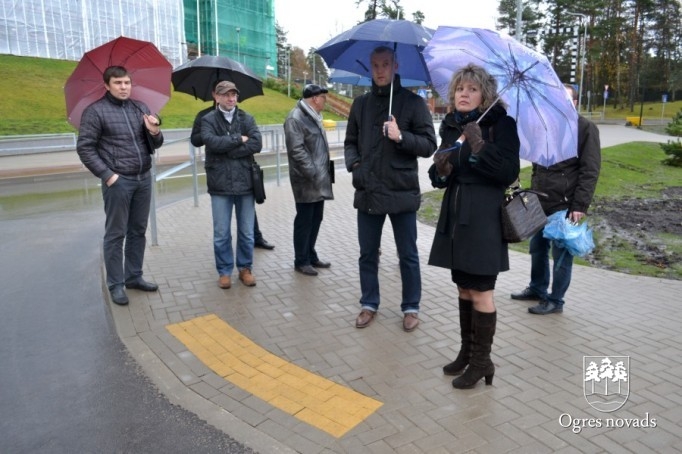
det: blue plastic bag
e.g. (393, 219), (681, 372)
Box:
(543, 210), (595, 257)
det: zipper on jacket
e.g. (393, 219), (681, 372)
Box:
(121, 103), (144, 176)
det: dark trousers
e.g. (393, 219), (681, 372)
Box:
(528, 229), (574, 306)
(254, 213), (263, 243)
(293, 201), (324, 267)
(357, 210), (421, 313)
(101, 173), (152, 289)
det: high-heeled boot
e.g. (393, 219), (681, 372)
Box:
(452, 310), (496, 389)
(443, 299), (473, 375)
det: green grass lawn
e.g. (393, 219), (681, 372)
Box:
(2, 53), (681, 136)
(0, 54), (345, 135)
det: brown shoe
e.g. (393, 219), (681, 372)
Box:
(239, 268), (256, 287)
(403, 313), (420, 332)
(355, 309), (376, 328)
(218, 275), (231, 289)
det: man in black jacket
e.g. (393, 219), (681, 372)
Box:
(200, 81), (263, 289)
(191, 81), (275, 251)
(511, 84), (601, 314)
(344, 46), (437, 332)
(77, 66), (163, 305)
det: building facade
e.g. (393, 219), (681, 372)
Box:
(183, 0), (277, 77)
(0, 0), (277, 76)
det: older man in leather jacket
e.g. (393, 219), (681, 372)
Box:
(283, 84), (334, 276)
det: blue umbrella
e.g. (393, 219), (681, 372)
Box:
(316, 19), (433, 116)
(328, 68), (427, 87)
(423, 26), (578, 167)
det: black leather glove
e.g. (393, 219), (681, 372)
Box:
(463, 122), (485, 155)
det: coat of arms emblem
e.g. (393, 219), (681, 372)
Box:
(583, 356), (630, 412)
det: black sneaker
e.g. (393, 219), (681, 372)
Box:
(528, 300), (563, 314)
(511, 287), (542, 301)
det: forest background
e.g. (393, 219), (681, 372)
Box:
(276, 0), (682, 114)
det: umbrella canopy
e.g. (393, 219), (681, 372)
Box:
(423, 26), (578, 167)
(328, 68), (427, 87)
(171, 55), (264, 102)
(64, 36), (172, 129)
(316, 19), (433, 83)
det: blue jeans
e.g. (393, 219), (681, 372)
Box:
(357, 210), (421, 313)
(528, 229), (573, 306)
(293, 201), (324, 267)
(101, 173), (152, 289)
(210, 194), (255, 276)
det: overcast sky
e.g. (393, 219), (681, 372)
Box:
(274, 0), (500, 51)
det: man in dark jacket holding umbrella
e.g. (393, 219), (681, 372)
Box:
(77, 65), (163, 306)
(344, 46), (437, 332)
(511, 84), (601, 314)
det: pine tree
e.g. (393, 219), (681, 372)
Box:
(660, 108), (682, 167)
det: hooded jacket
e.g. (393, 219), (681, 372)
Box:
(344, 76), (437, 214)
(201, 107), (262, 196)
(531, 115), (601, 215)
(283, 99), (334, 203)
(428, 105), (520, 275)
(77, 92), (163, 182)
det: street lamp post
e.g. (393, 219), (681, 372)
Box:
(312, 52), (316, 85)
(236, 27), (240, 62)
(286, 45), (292, 98)
(567, 12), (587, 113)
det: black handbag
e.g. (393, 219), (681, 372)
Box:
(251, 158), (266, 204)
(501, 187), (548, 243)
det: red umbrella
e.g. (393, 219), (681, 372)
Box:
(64, 36), (172, 128)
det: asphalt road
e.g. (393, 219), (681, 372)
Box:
(0, 184), (254, 453)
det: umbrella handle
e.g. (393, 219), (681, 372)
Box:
(435, 135), (465, 154)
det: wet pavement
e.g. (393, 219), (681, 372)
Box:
(2, 125), (680, 453)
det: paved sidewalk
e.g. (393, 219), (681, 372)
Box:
(111, 154), (682, 453)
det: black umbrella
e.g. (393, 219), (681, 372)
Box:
(171, 55), (264, 102)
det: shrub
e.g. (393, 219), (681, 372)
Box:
(661, 108), (682, 167)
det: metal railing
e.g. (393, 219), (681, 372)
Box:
(0, 133), (77, 156)
(147, 124), (348, 245)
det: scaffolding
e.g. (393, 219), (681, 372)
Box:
(183, 0), (276, 77)
(0, 0), (186, 66)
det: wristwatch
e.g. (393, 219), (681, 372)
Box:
(397, 133), (403, 143)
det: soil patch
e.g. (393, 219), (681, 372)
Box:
(587, 187), (682, 276)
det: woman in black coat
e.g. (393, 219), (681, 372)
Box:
(428, 64), (520, 389)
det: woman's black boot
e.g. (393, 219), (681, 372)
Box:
(443, 299), (473, 375)
(452, 310), (496, 389)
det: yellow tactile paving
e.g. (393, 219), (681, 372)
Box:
(166, 314), (383, 438)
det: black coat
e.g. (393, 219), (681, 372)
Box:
(201, 107), (262, 196)
(428, 105), (520, 275)
(344, 76), (437, 214)
(77, 92), (163, 182)
(531, 115), (601, 215)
